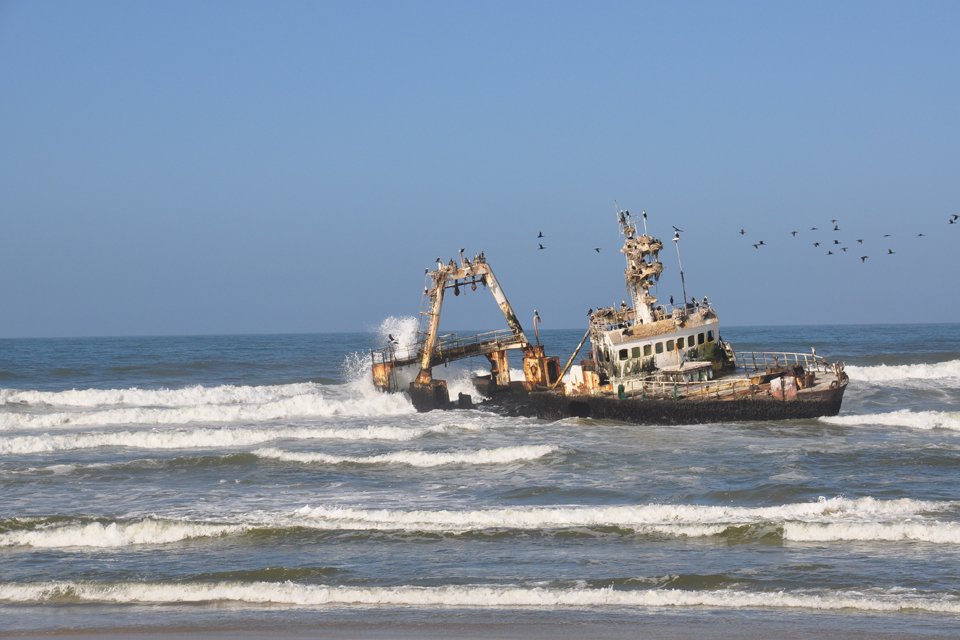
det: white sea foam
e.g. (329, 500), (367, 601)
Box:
(376, 316), (420, 354)
(2, 497), (953, 550)
(288, 497), (951, 533)
(1, 581), (958, 613)
(845, 359), (960, 385)
(0, 383), (321, 409)
(253, 445), (559, 468)
(0, 424), (439, 455)
(0, 519), (245, 548)
(783, 521), (960, 544)
(0, 384), (414, 430)
(821, 410), (960, 432)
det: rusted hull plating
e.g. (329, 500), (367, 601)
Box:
(479, 384), (847, 425)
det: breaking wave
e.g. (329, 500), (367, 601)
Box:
(3, 497), (955, 549)
(288, 497), (952, 533)
(1, 581), (959, 613)
(252, 445), (559, 468)
(821, 410), (960, 431)
(0, 383), (321, 410)
(0, 518), (245, 548)
(0, 384), (414, 431)
(783, 521), (960, 544)
(0, 424), (441, 455)
(845, 359), (960, 385)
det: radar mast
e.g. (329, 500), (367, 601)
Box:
(618, 208), (663, 324)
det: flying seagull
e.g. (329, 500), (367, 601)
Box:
(791, 230), (798, 236)
(594, 247), (601, 253)
(739, 228), (746, 235)
(827, 250), (834, 255)
(950, 214), (959, 223)
(857, 239), (864, 244)
(888, 248), (895, 255)
(860, 256), (869, 262)
(810, 226), (819, 231)
(813, 242), (820, 247)
(538, 243), (546, 250)
(672, 225), (684, 233)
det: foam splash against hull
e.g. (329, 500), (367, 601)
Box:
(2, 581), (959, 614)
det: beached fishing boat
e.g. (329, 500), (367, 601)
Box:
(371, 209), (847, 424)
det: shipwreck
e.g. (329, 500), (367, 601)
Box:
(371, 210), (848, 424)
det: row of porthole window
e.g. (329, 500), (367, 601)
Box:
(618, 331), (715, 361)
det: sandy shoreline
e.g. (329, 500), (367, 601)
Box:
(4, 615), (959, 640)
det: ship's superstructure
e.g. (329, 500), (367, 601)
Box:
(587, 209), (725, 384)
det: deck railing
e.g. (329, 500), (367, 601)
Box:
(617, 374), (755, 401)
(611, 350), (832, 401)
(734, 350), (831, 373)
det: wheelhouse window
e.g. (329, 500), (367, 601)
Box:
(643, 344), (652, 357)
(698, 333), (705, 345)
(707, 331), (714, 342)
(631, 347), (641, 358)
(666, 340), (674, 352)
(677, 337), (685, 349)
(619, 349), (628, 361)
(655, 342), (664, 354)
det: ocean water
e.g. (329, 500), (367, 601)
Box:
(1, 322), (960, 636)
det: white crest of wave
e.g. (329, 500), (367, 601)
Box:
(821, 410), (960, 431)
(0, 383), (414, 430)
(0, 383), (319, 409)
(0, 519), (245, 548)
(783, 521), (960, 544)
(846, 359), (960, 384)
(2, 581), (959, 614)
(0, 424), (438, 454)
(288, 497), (950, 533)
(253, 445), (558, 468)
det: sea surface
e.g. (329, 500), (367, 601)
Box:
(1, 322), (960, 637)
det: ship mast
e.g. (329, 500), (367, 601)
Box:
(618, 208), (663, 324)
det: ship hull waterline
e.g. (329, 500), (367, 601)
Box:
(474, 384), (847, 425)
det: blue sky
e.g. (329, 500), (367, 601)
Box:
(1, 1), (958, 337)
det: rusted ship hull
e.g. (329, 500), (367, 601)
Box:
(480, 384), (847, 425)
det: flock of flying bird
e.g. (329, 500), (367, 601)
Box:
(535, 214), (959, 263)
(740, 212), (959, 263)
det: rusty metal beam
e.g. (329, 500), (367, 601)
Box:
(413, 255), (531, 387)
